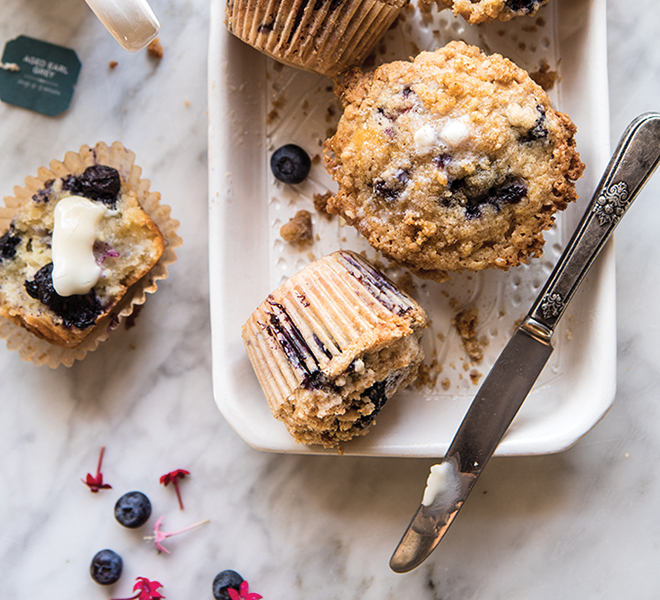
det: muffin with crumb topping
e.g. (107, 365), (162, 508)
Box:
(324, 41), (584, 281)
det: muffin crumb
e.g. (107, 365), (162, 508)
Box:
(414, 358), (441, 389)
(280, 210), (313, 244)
(452, 308), (484, 364)
(147, 38), (164, 59)
(313, 192), (333, 215)
(530, 60), (558, 91)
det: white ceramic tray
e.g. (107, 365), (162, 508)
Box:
(208, 0), (614, 456)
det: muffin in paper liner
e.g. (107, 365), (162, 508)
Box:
(0, 141), (182, 368)
(224, 0), (408, 78)
(242, 249), (427, 448)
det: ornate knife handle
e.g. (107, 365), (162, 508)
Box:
(527, 113), (660, 333)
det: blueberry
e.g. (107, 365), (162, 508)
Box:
(32, 179), (54, 203)
(270, 144), (311, 184)
(62, 165), (121, 208)
(447, 176), (527, 219)
(24, 263), (102, 329)
(90, 549), (123, 585)
(505, 0), (541, 14)
(114, 491), (152, 528)
(0, 228), (21, 262)
(355, 377), (393, 429)
(520, 105), (548, 143)
(212, 570), (244, 600)
(376, 106), (397, 122)
(373, 168), (410, 201)
(434, 153), (451, 168)
(495, 179), (528, 205)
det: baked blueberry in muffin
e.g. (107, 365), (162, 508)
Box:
(434, 0), (550, 24)
(324, 41), (584, 281)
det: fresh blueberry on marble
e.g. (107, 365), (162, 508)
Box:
(90, 548), (123, 585)
(270, 144), (311, 184)
(212, 570), (244, 600)
(114, 491), (152, 528)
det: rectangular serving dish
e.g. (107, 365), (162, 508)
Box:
(208, 0), (614, 456)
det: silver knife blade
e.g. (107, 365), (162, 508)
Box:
(390, 112), (660, 573)
(389, 321), (552, 573)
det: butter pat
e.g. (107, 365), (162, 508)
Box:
(421, 460), (459, 506)
(440, 119), (470, 147)
(52, 195), (106, 296)
(414, 124), (438, 155)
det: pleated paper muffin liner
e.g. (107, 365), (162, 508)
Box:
(225, 0), (407, 78)
(0, 141), (182, 368)
(242, 250), (427, 446)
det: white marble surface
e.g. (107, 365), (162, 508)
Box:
(1, 0), (660, 597)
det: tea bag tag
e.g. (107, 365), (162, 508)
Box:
(0, 35), (81, 117)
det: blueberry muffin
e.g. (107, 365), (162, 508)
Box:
(0, 142), (179, 360)
(324, 41), (584, 281)
(225, 0), (408, 78)
(242, 250), (427, 448)
(435, 0), (550, 24)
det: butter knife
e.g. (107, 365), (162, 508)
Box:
(390, 112), (660, 573)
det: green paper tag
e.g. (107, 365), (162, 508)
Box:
(0, 35), (81, 117)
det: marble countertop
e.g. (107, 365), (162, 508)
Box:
(1, 0), (660, 597)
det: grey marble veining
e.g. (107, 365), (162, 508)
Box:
(1, 0), (660, 598)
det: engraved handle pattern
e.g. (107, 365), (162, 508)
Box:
(529, 113), (660, 331)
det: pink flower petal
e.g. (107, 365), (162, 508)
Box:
(227, 589), (240, 600)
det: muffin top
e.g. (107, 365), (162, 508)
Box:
(323, 41), (584, 281)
